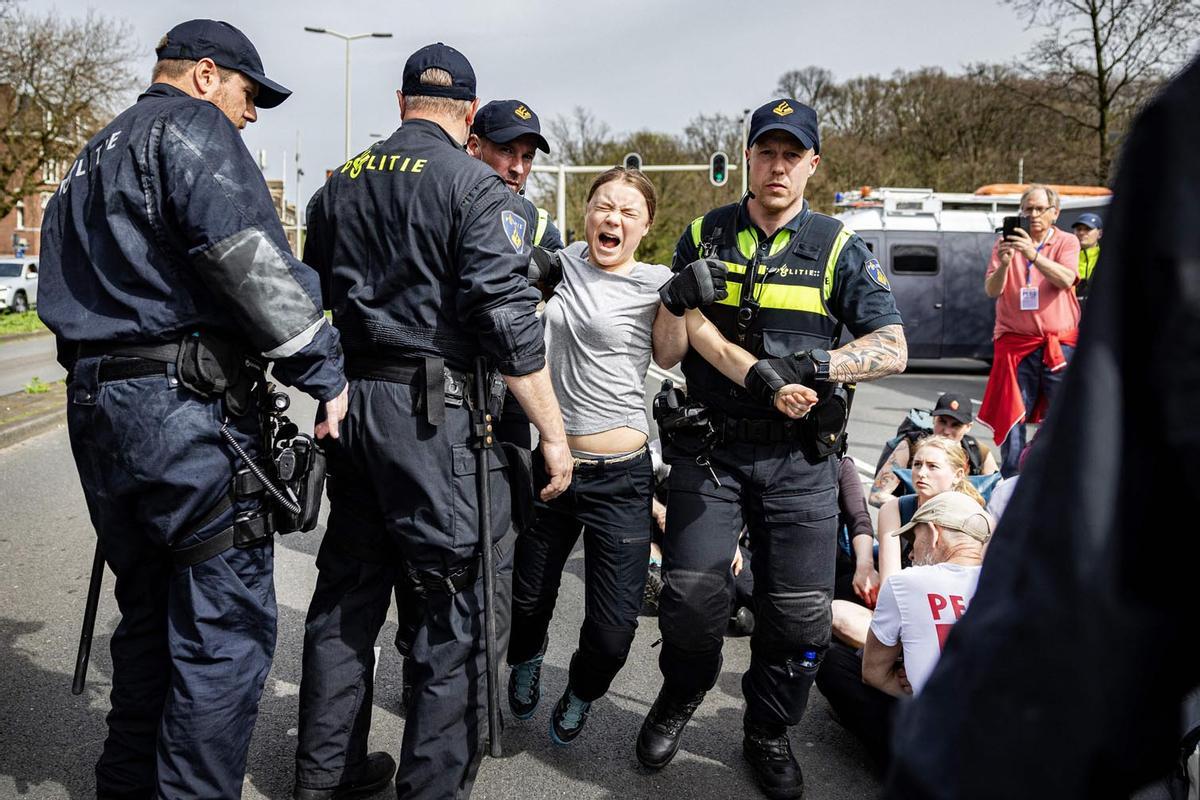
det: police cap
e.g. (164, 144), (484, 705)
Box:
(473, 100), (550, 154)
(156, 19), (292, 108)
(402, 43), (477, 101)
(747, 98), (820, 154)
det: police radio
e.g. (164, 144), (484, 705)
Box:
(218, 386), (327, 535)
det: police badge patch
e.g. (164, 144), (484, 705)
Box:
(501, 210), (527, 252)
(864, 258), (891, 290)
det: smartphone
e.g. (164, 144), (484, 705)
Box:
(1002, 216), (1032, 238)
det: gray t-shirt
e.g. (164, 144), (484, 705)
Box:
(543, 242), (672, 436)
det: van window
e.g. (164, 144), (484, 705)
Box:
(891, 244), (938, 274)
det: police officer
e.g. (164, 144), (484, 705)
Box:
(37, 20), (347, 800)
(393, 96), (566, 708)
(467, 98), (565, 251)
(293, 43), (572, 800)
(638, 99), (908, 799)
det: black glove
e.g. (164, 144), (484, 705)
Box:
(659, 258), (728, 316)
(744, 354), (818, 404)
(527, 246), (563, 290)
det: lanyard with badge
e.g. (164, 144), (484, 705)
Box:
(1020, 230), (1051, 312)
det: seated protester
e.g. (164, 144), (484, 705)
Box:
(877, 435), (986, 583)
(817, 491), (995, 770)
(834, 451), (879, 606)
(870, 392), (997, 507)
(506, 166), (809, 745)
(828, 436), (986, 650)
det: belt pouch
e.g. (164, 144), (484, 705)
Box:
(176, 333), (240, 399)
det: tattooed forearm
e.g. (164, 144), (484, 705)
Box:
(829, 324), (907, 383)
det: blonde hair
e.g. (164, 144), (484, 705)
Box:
(1020, 183), (1060, 211)
(912, 434), (986, 507)
(404, 67), (473, 117)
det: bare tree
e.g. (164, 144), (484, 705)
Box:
(775, 66), (838, 108)
(0, 7), (138, 220)
(1004, 0), (1200, 181)
(545, 106), (613, 166)
(683, 112), (741, 157)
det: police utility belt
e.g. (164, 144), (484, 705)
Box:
(77, 332), (327, 567)
(345, 353), (505, 425)
(654, 380), (850, 459)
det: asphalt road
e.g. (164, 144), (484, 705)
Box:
(0, 334), (63, 396)
(0, 364), (988, 800)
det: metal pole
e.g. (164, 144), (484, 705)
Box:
(556, 165), (567, 242)
(741, 108), (751, 196)
(304, 28), (392, 162)
(344, 39), (352, 162)
(281, 149), (287, 219)
(472, 358), (502, 757)
(295, 131), (304, 254)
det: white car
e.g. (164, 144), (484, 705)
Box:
(0, 256), (38, 314)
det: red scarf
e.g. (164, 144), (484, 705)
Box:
(978, 330), (1079, 445)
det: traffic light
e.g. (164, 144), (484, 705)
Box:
(624, 152), (642, 171)
(709, 151), (729, 187)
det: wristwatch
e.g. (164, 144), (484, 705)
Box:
(804, 349), (831, 382)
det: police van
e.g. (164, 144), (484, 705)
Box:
(833, 185), (1110, 360)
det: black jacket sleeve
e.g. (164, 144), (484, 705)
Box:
(454, 177), (546, 376)
(157, 103), (345, 401)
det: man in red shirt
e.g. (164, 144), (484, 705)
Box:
(980, 184), (1081, 476)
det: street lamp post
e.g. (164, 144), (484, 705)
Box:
(304, 27), (393, 162)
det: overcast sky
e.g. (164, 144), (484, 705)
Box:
(54, 0), (1041, 208)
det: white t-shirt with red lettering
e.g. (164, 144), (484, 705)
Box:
(869, 563), (982, 695)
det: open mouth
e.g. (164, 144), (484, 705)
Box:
(598, 232), (622, 249)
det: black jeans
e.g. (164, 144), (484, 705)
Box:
(508, 448), (653, 702)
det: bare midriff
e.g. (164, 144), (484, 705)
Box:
(567, 426), (648, 455)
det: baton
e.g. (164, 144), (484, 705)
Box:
(473, 357), (503, 757)
(72, 541), (105, 695)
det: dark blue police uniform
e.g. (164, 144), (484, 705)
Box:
(37, 20), (345, 800)
(638, 101), (902, 797)
(294, 44), (545, 800)
(656, 196), (900, 713)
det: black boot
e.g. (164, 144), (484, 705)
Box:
(635, 688), (705, 769)
(743, 720), (804, 800)
(293, 751), (397, 800)
(727, 605), (756, 637)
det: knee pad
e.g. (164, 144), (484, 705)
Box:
(579, 618), (636, 662)
(752, 588), (833, 661)
(659, 568), (733, 653)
